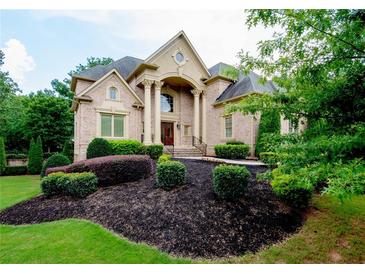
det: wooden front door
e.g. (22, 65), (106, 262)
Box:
(161, 122), (174, 145)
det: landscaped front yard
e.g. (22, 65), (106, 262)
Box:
(1, 168), (364, 263)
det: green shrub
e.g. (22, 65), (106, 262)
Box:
(41, 172), (69, 197)
(66, 172), (98, 198)
(86, 138), (112, 159)
(62, 139), (74, 162)
(212, 164), (251, 200)
(256, 170), (273, 182)
(226, 140), (245, 145)
(259, 152), (279, 167)
(255, 109), (280, 155)
(41, 172), (98, 198)
(158, 154), (171, 164)
(6, 154), (27, 160)
(0, 137), (6, 175)
(214, 144), (250, 159)
(41, 153), (71, 177)
(109, 139), (145, 155)
(156, 161), (186, 190)
(27, 136), (44, 174)
(271, 172), (314, 208)
(3, 166), (27, 176)
(145, 144), (163, 160)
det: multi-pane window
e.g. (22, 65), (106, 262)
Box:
(161, 94), (173, 112)
(109, 87), (117, 100)
(225, 116), (233, 138)
(101, 113), (125, 137)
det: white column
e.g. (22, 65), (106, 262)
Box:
(201, 90), (207, 143)
(154, 81), (164, 144)
(191, 89), (202, 139)
(142, 79), (153, 145)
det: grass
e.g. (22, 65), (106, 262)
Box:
(0, 175), (41, 210)
(1, 175), (364, 263)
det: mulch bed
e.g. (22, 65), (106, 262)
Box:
(0, 159), (304, 258)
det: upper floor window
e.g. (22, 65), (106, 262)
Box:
(161, 94), (174, 112)
(108, 87), (118, 100)
(225, 115), (233, 138)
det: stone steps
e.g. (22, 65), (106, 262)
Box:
(163, 146), (203, 157)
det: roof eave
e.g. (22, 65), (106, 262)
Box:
(204, 75), (234, 85)
(126, 63), (159, 82)
(70, 76), (96, 92)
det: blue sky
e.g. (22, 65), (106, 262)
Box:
(0, 10), (275, 93)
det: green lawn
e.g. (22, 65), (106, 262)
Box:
(0, 175), (41, 210)
(0, 175), (364, 263)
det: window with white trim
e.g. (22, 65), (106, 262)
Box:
(108, 87), (118, 100)
(100, 113), (125, 137)
(224, 115), (233, 138)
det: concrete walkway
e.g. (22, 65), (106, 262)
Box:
(174, 156), (267, 166)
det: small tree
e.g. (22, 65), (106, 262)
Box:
(28, 136), (43, 174)
(62, 139), (73, 162)
(0, 137), (6, 175)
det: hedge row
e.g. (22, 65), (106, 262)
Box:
(2, 166), (28, 176)
(87, 138), (163, 160)
(46, 155), (152, 186)
(214, 144), (250, 159)
(41, 172), (98, 198)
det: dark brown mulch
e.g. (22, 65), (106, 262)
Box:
(0, 159), (304, 258)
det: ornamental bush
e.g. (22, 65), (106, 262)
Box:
(226, 140), (245, 145)
(41, 172), (98, 198)
(41, 153), (71, 177)
(0, 137), (6, 175)
(156, 161), (186, 190)
(145, 144), (163, 160)
(62, 139), (74, 162)
(212, 164), (251, 200)
(3, 166), (28, 176)
(271, 172), (314, 208)
(47, 155), (152, 186)
(158, 153), (171, 164)
(86, 138), (112, 159)
(214, 144), (250, 159)
(27, 136), (44, 174)
(109, 139), (145, 155)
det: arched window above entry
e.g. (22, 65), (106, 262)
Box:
(161, 94), (173, 112)
(108, 86), (118, 100)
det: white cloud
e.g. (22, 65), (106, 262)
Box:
(31, 10), (277, 67)
(1, 39), (36, 84)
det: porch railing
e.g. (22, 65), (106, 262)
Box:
(192, 136), (207, 156)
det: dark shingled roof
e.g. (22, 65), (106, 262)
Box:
(74, 56), (143, 80)
(208, 62), (234, 77)
(216, 71), (277, 102)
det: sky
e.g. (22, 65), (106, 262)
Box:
(0, 10), (276, 93)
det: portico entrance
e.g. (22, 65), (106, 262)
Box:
(161, 122), (174, 145)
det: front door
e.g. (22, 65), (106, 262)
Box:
(161, 122), (174, 145)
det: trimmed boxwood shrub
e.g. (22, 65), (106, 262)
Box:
(226, 140), (245, 145)
(47, 155), (152, 187)
(109, 139), (145, 155)
(6, 154), (27, 160)
(156, 161), (186, 190)
(41, 172), (98, 198)
(214, 144), (250, 159)
(158, 153), (171, 164)
(0, 137), (5, 175)
(86, 138), (112, 159)
(41, 153), (71, 177)
(145, 144), (163, 160)
(212, 164), (250, 200)
(3, 166), (28, 176)
(271, 174), (313, 208)
(27, 137), (44, 174)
